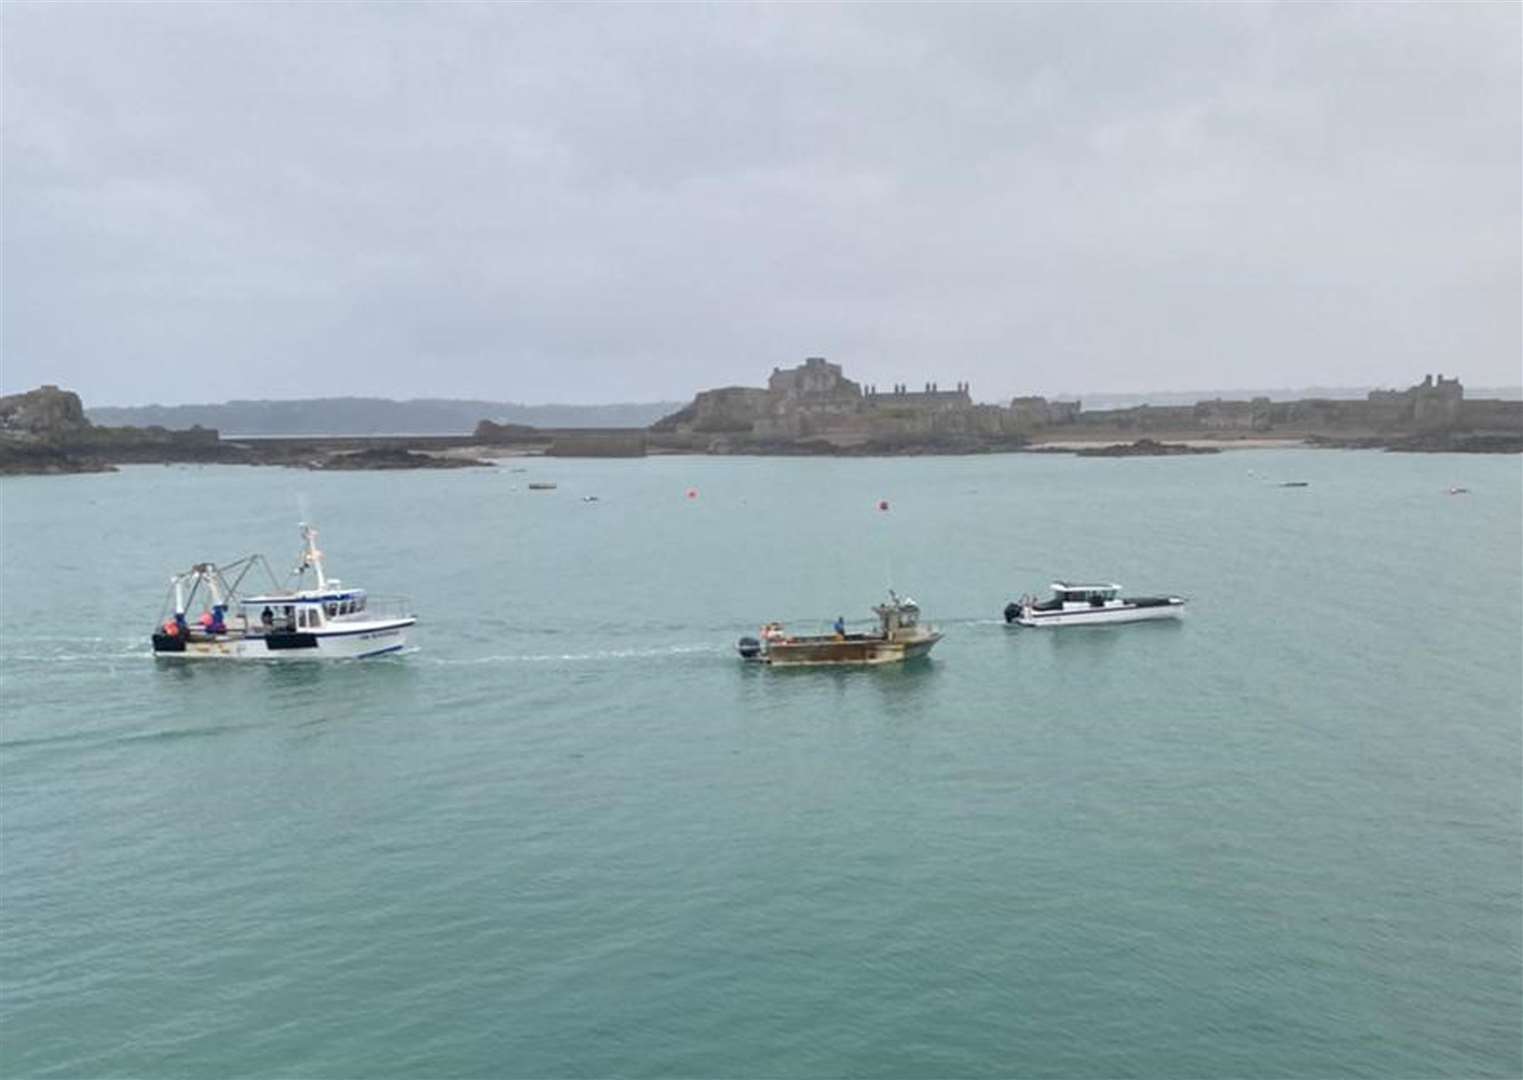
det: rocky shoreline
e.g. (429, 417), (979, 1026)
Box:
(4, 376), (1520, 476)
(1306, 432), (1523, 454)
(0, 443), (117, 475)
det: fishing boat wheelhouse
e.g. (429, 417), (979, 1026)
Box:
(150, 524), (415, 659)
(737, 592), (942, 666)
(1004, 582), (1185, 627)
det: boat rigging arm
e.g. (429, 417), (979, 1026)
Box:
(155, 553), (281, 625)
(219, 553), (282, 599)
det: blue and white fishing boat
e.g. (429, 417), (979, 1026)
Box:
(1004, 582), (1184, 627)
(151, 524), (415, 659)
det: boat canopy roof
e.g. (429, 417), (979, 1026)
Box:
(241, 588), (365, 606)
(1053, 582), (1120, 594)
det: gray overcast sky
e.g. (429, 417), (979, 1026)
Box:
(3, 3), (1519, 406)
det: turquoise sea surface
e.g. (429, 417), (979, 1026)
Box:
(2, 452), (1520, 1078)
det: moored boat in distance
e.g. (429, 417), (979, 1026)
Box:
(737, 592), (942, 666)
(150, 524), (416, 660)
(1005, 582), (1184, 627)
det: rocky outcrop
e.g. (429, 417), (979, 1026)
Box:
(72, 424), (230, 463)
(304, 447), (492, 470)
(1074, 439), (1222, 457)
(0, 386), (107, 473)
(473, 419), (543, 444)
(0, 385), (242, 473)
(0, 385), (91, 436)
(659, 387), (773, 434)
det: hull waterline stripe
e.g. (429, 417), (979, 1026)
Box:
(1019, 603), (1182, 618)
(353, 643), (406, 659)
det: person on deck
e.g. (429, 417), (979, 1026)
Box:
(834, 616), (846, 640)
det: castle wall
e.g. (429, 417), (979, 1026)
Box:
(1009, 397), (1080, 429)
(546, 432), (648, 457)
(865, 382), (971, 412)
(1458, 399), (1523, 432)
(688, 387), (774, 433)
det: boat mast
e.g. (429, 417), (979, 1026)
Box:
(171, 574), (187, 624)
(298, 523), (328, 590)
(197, 562), (228, 623)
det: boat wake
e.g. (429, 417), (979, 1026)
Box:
(423, 643), (726, 666)
(2, 640), (153, 664)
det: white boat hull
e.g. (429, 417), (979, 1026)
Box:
(1013, 601), (1184, 627)
(153, 619), (414, 660)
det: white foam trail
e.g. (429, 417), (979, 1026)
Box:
(424, 643), (725, 665)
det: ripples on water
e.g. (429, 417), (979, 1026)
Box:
(2, 454), (1519, 1078)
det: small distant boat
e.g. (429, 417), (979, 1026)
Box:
(1279, 481), (1310, 488)
(1447, 487), (1470, 495)
(1004, 582), (1184, 627)
(150, 523), (415, 660)
(528, 482), (557, 491)
(582, 495), (600, 502)
(737, 592), (942, 666)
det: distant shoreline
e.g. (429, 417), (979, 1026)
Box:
(1028, 436), (1305, 450)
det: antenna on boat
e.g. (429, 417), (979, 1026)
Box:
(296, 522), (328, 590)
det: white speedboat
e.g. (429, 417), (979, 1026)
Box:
(1004, 582), (1184, 627)
(151, 524), (415, 660)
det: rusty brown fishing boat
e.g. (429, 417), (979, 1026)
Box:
(737, 592), (941, 667)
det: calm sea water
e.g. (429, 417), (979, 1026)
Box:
(2, 452), (1519, 1078)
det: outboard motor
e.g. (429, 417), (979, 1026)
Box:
(1003, 602), (1021, 624)
(736, 636), (762, 660)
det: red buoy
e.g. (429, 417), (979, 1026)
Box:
(686, 488), (698, 500)
(877, 499), (890, 511)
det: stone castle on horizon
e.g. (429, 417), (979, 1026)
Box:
(652, 356), (1025, 445)
(651, 356), (1517, 450)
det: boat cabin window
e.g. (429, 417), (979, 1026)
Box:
(1057, 586), (1117, 604)
(325, 602), (337, 618)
